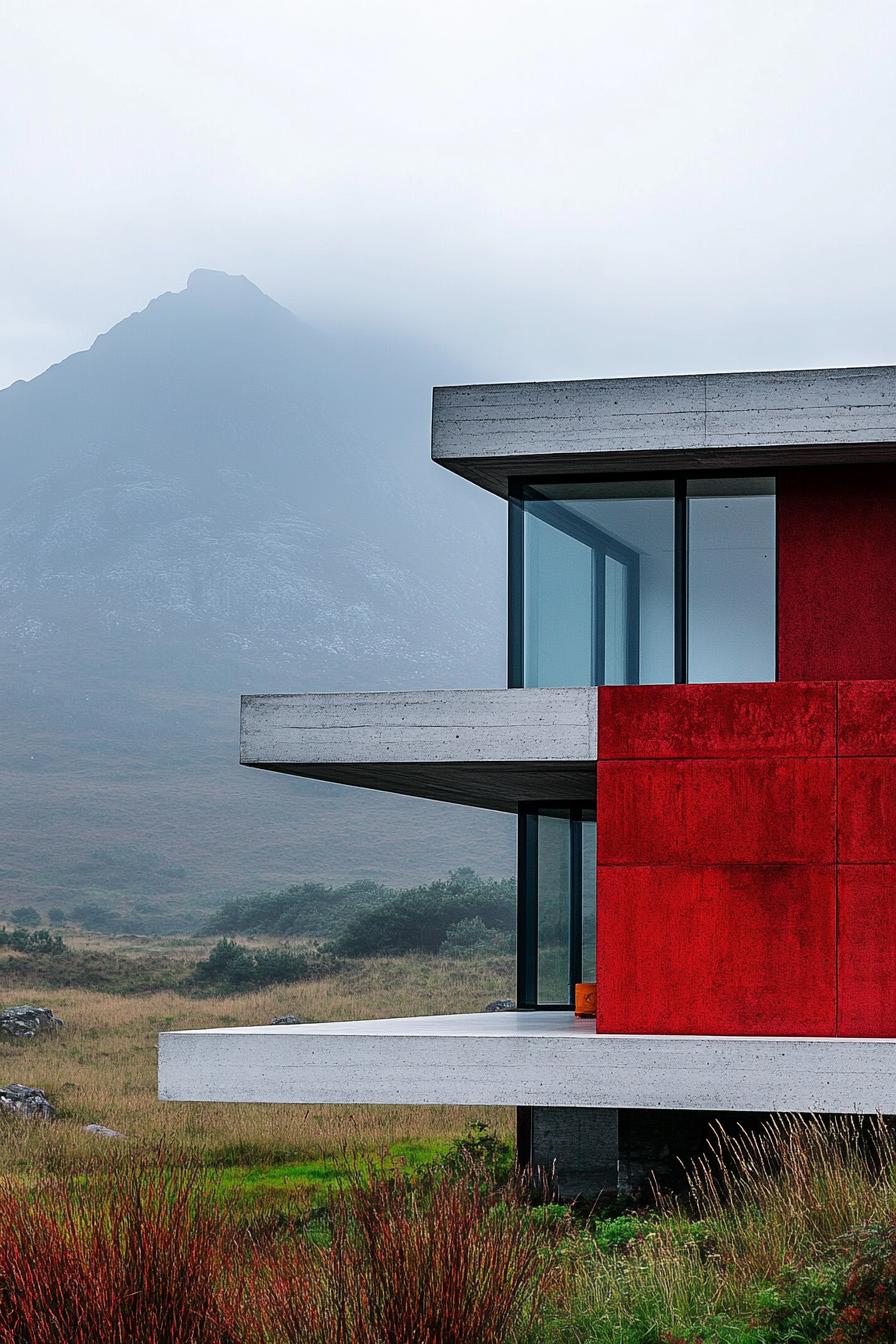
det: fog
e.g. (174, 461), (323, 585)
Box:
(2, 0), (894, 390)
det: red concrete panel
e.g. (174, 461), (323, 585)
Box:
(595, 864), (836, 1036)
(598, 682), (836, 761)
(838, 758), (896, 863)
(597, 757), (836, 865)
(838, 681), (896, 757)
(838, 865), (896, 1037)
(778, 466), (896, 682)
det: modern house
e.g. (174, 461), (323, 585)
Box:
(159, 365), (896, 1196)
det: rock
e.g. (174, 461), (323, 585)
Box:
(0, 1085), (54, 1120)
(484, 999), (516, 1012)
(271, 1015), (305, 1025)
(0, 1006), (63, 1039)
(83, 1123), (125, 1138)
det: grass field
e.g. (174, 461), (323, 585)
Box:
(0, 942), (515, 1208)
(2, 940), (896, 1338)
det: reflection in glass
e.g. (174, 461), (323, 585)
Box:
(519, 481), (675, 687)
(523, 514), (593, 687)
(687, 479), (776, 683)
(536, 811), (571, 1005)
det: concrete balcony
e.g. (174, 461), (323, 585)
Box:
(432, 365), (896, 496)
(239, 687), (597, 809)
(158, 1011), (896, 1113)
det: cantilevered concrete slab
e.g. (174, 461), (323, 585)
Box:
(432, 365), (896, 496)
(240, 687), (597, 809)
(159, 1012), (896, 1114)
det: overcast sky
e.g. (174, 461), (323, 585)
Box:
(2, 0), (894, 390)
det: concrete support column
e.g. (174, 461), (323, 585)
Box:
(528, 1106), (619, 1200)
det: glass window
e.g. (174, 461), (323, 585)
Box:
(511, 475), (777, 688)
(687, 478), (776, 683)
(535, 811), (572, 1004)
(520, 806), (597, 1008)
(516, 482), (675, 687)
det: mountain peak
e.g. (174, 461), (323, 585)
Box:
(186, 268), (252, 292)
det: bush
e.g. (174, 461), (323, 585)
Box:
(334, 870), (515, 957)
(70, 900), (126, 933)
(440, 916), (514, 958)
(0, 927), (66, 955)
(438, 1120), (514, 1184)
(190, 939), (339, 994)
(826, 1219), (896, 1342)
(203, 879), (387, 940)
(6, 905), (41, 927)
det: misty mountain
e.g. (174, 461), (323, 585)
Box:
(0, 271), (513, 923)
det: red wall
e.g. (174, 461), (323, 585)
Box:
(596, 680), (896, 1038)
(778, 466), (896, 681)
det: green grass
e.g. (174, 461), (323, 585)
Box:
(214, 1139), (453, 1210)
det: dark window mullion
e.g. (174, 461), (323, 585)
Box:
(517, 808), (538, 1009)
(674, 478), (688, 684)
(508, 496), (524, 688)
(593, 551), (605, 686)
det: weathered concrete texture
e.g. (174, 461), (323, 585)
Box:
(597, 679), (896, 1039)
(432, 365), (896, 495)
(158, 1012), (896, 1113)
(239, 687), (598, 809)
(531, 1106), (619, 1201)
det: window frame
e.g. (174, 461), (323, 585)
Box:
(517, 803), (595, 1011)
(508, 470), (778, 688)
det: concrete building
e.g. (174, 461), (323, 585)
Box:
(159, 365), (896, 1197)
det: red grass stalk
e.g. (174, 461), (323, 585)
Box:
(256, 1166), (555, 1344)
(0, 1158), (243, 1344)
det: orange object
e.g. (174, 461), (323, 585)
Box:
(575, 982), (596, 1018)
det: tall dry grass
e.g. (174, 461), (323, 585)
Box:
(0, 952), (514, 1185)
(546, 1115), (896, 1343)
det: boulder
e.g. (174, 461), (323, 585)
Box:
(484, 999), (516, 1012)
(0, 1085), (54, 1120)
(0, 1006), (63, 1039)
(271, 1015), (305, 1025)
(83, 1123), (125, 1138)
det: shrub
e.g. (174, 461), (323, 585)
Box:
(440, 916), (514, 958)
(334, 870), (515, 957)
(439, 1120), (514, 1183)
(70, 900), (126, 933)
(256, 1165), (556, 1344)
(190, 938), (339, 994)
(0, 927), (66, 955)
(826, 1218), (896, 1342)
(6, 905), (41, 927)
(203, 879), (387, 940)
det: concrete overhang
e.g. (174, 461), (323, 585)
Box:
(432, 364), (896, 497)
(239, 687), (597, 810)
(159, 1011), (896, 1113)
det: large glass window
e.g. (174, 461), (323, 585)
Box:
(687, 479), (776, 683)
(516, 482), (675, 687)
(519, 806), (596, 1009)
(511, 475), (776, 686)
